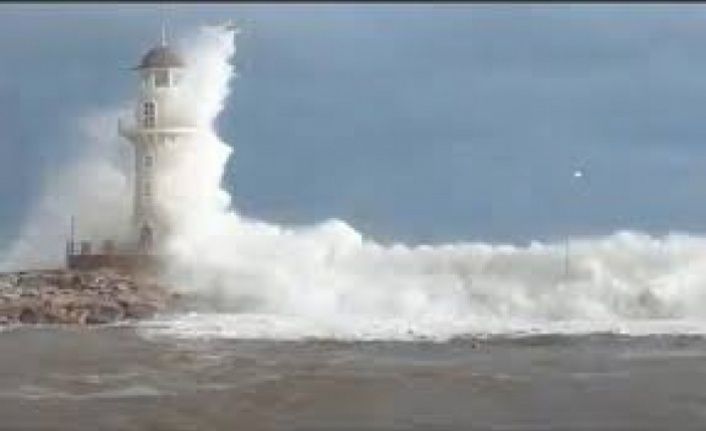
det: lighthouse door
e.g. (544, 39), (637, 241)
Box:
(139, 224), (154, 253)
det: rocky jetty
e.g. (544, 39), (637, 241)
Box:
(0, 269), (173, 325)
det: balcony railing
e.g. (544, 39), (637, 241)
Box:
(119, 117), (197, 138)
(66, 239), (144, 257)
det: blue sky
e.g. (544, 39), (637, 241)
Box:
(3, 4), (706, 245)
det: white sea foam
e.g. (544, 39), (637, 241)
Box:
(139, 313), (706, 342)
(8, 25), (706, 340)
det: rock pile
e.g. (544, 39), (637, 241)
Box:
(0, 269), (173, 325)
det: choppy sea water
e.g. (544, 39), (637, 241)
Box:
(0, 317), (705, 430)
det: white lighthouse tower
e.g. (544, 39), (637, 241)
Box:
(119, 29), (195, 253)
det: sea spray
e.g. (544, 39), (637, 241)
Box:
(0, 109), (133, 271)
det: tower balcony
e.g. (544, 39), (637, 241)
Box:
(119, 117), (198, 141)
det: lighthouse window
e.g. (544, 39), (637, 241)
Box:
(142, 101), (156, 128)
(144, 155), (153, 168)
(155, 70), (169, 88)
(144, 181), (151, 197)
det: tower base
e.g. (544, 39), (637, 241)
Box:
(67, 252), (162, 274)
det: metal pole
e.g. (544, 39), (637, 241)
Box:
(70, 215), (75, 255)
(564, 234), (570, 279)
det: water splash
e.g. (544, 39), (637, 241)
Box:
(152, 26), (706, 339)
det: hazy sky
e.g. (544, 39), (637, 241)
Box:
(3, 4), (706, 245)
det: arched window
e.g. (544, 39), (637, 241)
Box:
(142, 101), (156, 128)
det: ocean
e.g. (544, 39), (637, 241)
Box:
(0, 320), (704, 430)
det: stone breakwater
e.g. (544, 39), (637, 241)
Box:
(0, 269), (174, 325)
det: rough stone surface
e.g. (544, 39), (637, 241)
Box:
(0, 269), (173, 325)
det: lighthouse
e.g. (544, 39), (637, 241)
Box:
(66, 29), (196, 271)
(119, 30), (195, 253)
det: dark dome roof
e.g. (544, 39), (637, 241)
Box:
(137, 45), (185, 69)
